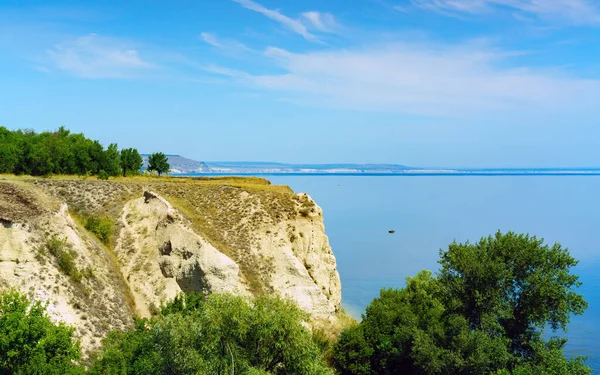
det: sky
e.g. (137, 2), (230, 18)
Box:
(1, 0), (599, 167)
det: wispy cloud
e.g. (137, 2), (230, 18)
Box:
(301, 12), (340, 33)
(412, 0), (600, 25)
(204, 41), (599, 116)
(199, 32), (252, 54)
(232, 0), (319, 41)
(199, 32), (222, 47)
(46, 34), (152, 78)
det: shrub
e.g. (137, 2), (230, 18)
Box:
(45, 236), (82, 281)
(0, 290), (84, 375)
(91, 294), (332, 375)
(85, 216), (113, 244)
(98, 170), (109, 180)
(45, 236), (66, 257)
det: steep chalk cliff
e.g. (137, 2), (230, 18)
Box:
(114, 191), (245, 317)
(0, 176), (343, 352)
(0, 181), (133, 354)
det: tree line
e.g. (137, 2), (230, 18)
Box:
(0, 126), (170, 177)
(0, 233), (591, 374)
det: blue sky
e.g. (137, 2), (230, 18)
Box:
(1, 0), (599, 167)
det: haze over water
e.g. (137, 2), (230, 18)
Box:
(268, 175), (600, 373)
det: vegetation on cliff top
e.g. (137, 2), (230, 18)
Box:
(0, 126), (151, 178)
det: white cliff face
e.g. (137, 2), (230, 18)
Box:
(253, 193), (342, 320)
(1, 178), (345, 354)
(115, 190), (341, 321)
(114, 191), (246, 317)
(0, 184), (133, 355)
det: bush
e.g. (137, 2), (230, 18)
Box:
(45, 237), (82, 281)
(98, 170), (109, 180)
(85, 216), (113, 244)
(0, 290), (84, 375)
(90, 294), (332, 375)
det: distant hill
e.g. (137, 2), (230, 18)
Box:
(140, 156), (600, 175)
(141, 154), (211, 174)
(140, 156), (415, 175)
(203, 161), (414, 174)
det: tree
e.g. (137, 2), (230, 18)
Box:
(101, 143), (121, 177)
(333, 232), (590, 375)
(0, 126), (140, 178)
(90, 294), (332, 375)
(333, 271), (511, 375)
(147, 152), (170, 176)
(0, 290), (84, 375)
(119, 148), (143, 177)
(438, 231), (588, 357)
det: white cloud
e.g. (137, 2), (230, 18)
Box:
(232, 0), (319, 41)
(412, 0), (600, 25)
(301, 12), (339, 33)
(204, 42), (600, 116)
(199, 32), (222, 47)
(47, 34), (151, 78)
(199, 32), (252, 54)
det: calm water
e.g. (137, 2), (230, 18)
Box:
(267, 176), (600, 372)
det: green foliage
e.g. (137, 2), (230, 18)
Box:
(84, 216), (113, 244)
(0, 290), (84, 375)
(147, 152), (170, 176)
(493, 338), (591, 375)
(438, 232), (588, 355)
(45, 237), (82, 281)
(98, 170), (109, 180)
(120, 148), (143, 177)
(0, 126), (141, 177)
(90, 294), (332, 375)
(333, 231), (589, 375)
(102, 143), (121, 177)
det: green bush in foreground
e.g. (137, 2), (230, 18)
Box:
(90, 293), (332, 375)
(333, 231), (590, 375)
(0, 291), (84, 375)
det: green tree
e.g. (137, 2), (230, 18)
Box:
(147, 152), (170, 176)
(91, 294), (331, 375)
(333, 232), (589, 375)
(438, 231), (588, 358)
(0, 290), (84, 375)
(101, 143), (121, 177)
(333, 271), (511, 375)
(120, 148), (143, 177)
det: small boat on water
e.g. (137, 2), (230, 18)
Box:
(388, 229), (395, 234)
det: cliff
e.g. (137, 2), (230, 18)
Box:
(0, 176), (343, 354)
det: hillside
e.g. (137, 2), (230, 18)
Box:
(0, 175), (344, 355)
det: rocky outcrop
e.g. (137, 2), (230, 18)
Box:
(114, 190), (341, 321)
(114, 191), (245, 317)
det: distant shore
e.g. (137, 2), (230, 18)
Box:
(178, 169), (600, 177)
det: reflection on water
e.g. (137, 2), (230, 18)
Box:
(268, 175), (600, 372)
